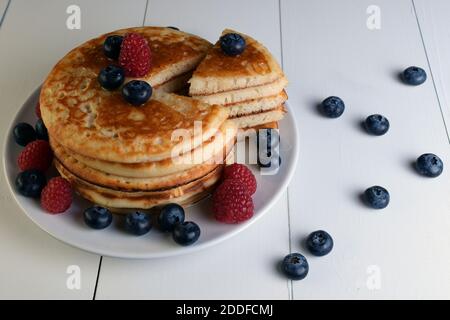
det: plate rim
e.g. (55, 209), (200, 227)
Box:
(2, 86), (299, 259)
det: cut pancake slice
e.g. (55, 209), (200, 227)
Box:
(230, 105), (286, 129)
(49, 120), (237, 178)
(189, 29), (286, 95)
(227, 90), (287, 117)
(55, 159), (223, 211)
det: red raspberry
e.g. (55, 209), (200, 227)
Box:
(223, 163), (257, 195)
(17, 140), (53, 172)
(213, 179), (254, 224)
(119, 33), (152, 77)
(41, 177), (72, 214)
(35, 102), (41, 118)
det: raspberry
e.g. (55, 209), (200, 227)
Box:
(17, 140), (53, 172)
(119, 33), (151, 77)
(213, 179), (254, 224)
(35, 102), (41, 118)
(223, 163), (257, 195)
(41, 177), (72, 214)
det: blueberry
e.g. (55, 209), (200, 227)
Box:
(172, 221), (200, 246)
(158, 203), (185, 232)
(35, 119), (48, 141)
(364, 186), (390, 209)
(15, 169), (46, 198)
(416, 153), (443, 178)
(98, 65), (125, 90)
(220, 33), (246, 56)
(13, 122), (36, 146)
(403, 66), (427, 86)
(103, 35), (123, 60)
(364, 114), (390, 136)
(166, 26), (179, 30)
(122, 80), (152, 106)
(257, 129), (281, 168)
(281, 253), (309, 280)
(125, 211), (152, 235)
(321, 96), (345, 118)
(84, 206), (113, 229)
(306, 230), (334, 256)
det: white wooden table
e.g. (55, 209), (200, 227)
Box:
(1, 0), (450, 299)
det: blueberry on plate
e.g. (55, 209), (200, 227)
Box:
(321, 96), (345, 118)
(13, 122), (36, 146)
(403, 66), (427, 86)
(122, 80), (152, 106)
(257, 129), (281, 168)
(281, 253), (309, 280)
(84, 206), (113, 229)
(416, 153), (443, 178)
(172, 221), (200, 246)
(166, 26), (179, 30)
(103, 35), (123, 60)
(35, 119), (49, 141)
(220, 33), (246, 56)
(15, 169), (46, 198)
(306, 230), (334, 256)
(125, 211), (152, 235)
(364, 114), (390, 136)
(364, 186), (390, 209)
(98, 65), (125, 90)
(158, 203), (185, 232)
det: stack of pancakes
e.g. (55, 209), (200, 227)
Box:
(40, 27), (236, 211)
(189, 29), (288, 130)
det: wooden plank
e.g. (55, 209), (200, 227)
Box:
(0, 0), (146, 299)
(0, 0), (10, 28)
(281, 0), (450, 299)
(95, 0), (292, 299)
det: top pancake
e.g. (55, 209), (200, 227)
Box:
(189, 29), (286, 95)
(40, 27), (231, 163)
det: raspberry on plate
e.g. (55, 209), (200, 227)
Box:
(223, 163), (257, 195)
(17, 140), (53, 172)
(41, 177), (72, 214)
(213, 179), (254, 224)
(119, 33), (152, 77)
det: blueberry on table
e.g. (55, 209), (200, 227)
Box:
(172, 221), (200, 246)
(321, 96), (345, 118)
(220, 33), (246, 56)
(84, 206), (113, 229)
(364, 114), (390, 136)
(402, 66), (427, 85)
(416, 153), (443, 178)
(122, 80), (152, 106)
(158, 203), (185, 232)
(281, 253), (309, 280)
(13, 122), (36, 146)
(103, 35), (123, 60)
(35, 119), (49, 141)
(306, 230), (334, 256)
(125, 211), (152, 236)
(364, 186), (390, 209)
(98, 65), (125, 90)
(15, 169), (46, 198)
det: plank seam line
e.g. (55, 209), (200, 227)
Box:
(92, 256), (103, 300)
(278, 0), (293, 301)
(0, 0), (12, 28)
(142, 0), (149, 26)
(411, 0), (450, 144)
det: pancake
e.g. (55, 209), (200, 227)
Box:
(50, 120), (237, 178)
(228, 90), (287, 117)
(230, 105), (286, 129)
(189, 29), (286, 95)
(40, 26), (230, 163)
(55, 159), (223, 211)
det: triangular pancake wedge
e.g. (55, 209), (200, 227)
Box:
(189, 29), (287, 96)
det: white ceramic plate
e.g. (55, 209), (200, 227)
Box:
(3, 87), (299, 259)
